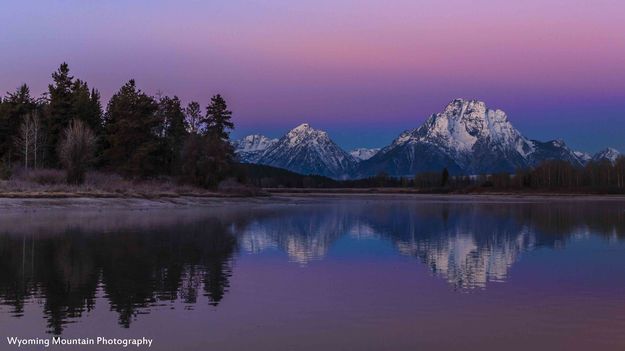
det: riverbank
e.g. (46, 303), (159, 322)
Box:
(0, 169), (265, 200)
(0, 195), (280, 211)
(266, 187), (625, 197)
(2, 187), (621, 200)
(1, 192), (625, 212)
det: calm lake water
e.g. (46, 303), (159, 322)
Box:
(1, 197), (625, 350)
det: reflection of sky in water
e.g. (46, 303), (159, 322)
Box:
(1, 199), (625, 350)
(237, 202), (614, 289)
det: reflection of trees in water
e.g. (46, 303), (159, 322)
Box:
(1, 200), (624, 333)
(0, 218), (238, 334)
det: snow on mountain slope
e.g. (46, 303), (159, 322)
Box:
(232, 134), (278, 163)
(350, 148), (380, 161)
(592, 147), (622, 164)
(574, 150), (592, 164)
(359, 99), (534, 176)
(358, 99), (586, 176)
(256, 124), (357, 179)
(236, 100), (619, 178)
(527, 139), (586, 167)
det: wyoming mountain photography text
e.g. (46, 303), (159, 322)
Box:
(6, 337), (153, 349)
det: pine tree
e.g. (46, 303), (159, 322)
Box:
(103, 80), (159, 177)
(203, 94), (234, 140)
(180, 133), (235, 188)
(180, 95), (236, 188)
(441, 167), (449, 187)
(156, 95), (187, 174)
(46, 63), (75, 166)
(71, 79), (103, 136)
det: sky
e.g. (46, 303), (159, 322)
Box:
(1, 0), (624, 153)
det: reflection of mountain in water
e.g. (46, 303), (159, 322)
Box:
(363, 201), (624, 289)
(1, 199), (624, 334)
(395, 226), (536, 289)
(239, 200), (625, 289)
(357, 203), (537, 289)
(240, 206), (352, 264)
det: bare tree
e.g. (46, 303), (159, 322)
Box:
(58, 119), (96, 184)
(31, 114), (44, 169)
(185, 101), (202, 134)
(14, 113), (43, 170)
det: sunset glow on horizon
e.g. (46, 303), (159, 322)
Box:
(2, 0), (624, 151)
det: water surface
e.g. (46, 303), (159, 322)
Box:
(1, 197), (625, 350)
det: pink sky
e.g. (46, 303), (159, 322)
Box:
(1, 0), (624, 150)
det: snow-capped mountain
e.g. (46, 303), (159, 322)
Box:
(592, 147), (622, 164)
(236, 100), (619, 178)
(232, 134), (277, 163)
(255, 123), (357, 179)
(527, 139), (586, 168)
(357, 99), (584, 176)
(574, 151), (592, 164)
(350, 148), (380, 161)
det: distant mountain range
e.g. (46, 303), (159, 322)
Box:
(233, 99), (622, 179)
(349, 148), (380, 161)
(231, 134), (278, 163)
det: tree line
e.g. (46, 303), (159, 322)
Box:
(242, 159), (625, 194)
(0, 63), (235, 187)
(414, 159), (625, 193)
(0, 217), (238, 334)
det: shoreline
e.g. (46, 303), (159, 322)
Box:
(265, 187), (625, 196)
(1, 192), (624, 211)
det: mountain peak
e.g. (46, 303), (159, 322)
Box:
(445, 98), (486, 112)
(592, 147), (621, 163)
(294, 123), (310, 130)
(415, 99), (524, 156)
(602, 147), (619, 154)
(286, 123), (328, 145)
(360, 99), (565, 176)
(256, 124), (355, 179)
(239, 100), (603, 178)
(232, 134), (278, 163)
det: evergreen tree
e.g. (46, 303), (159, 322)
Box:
(202, 94), (233, 139)
(71, 79), (103, 136)
(156, 95), (187, 174)
(441, 167), (449, 187)
(46, 63), (75, 166)
(103, 80), (159, 177)
(180, 133), (235, 188)
(180, 95), (236, 188)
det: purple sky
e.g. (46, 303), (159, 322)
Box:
(1, 0), (624, 152)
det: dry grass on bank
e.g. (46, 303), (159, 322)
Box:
(0, 168), (261, 198)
